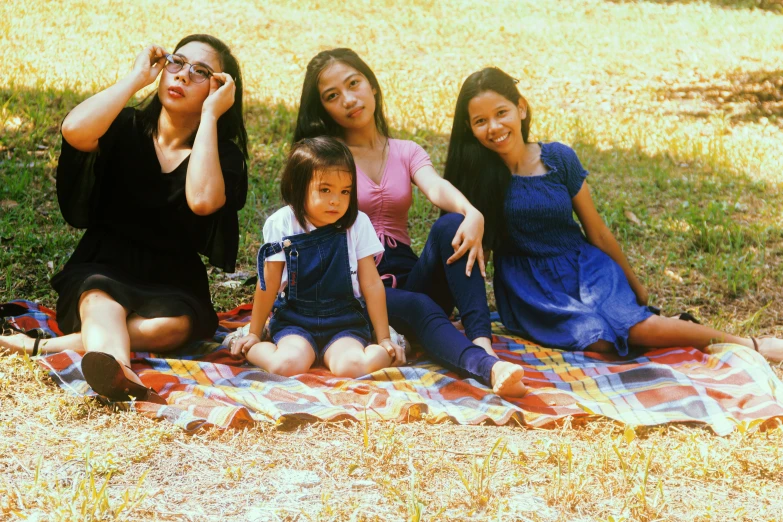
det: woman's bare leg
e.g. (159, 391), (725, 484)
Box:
(629, 315), (783, 362)
(473, 336), (498, 357)
(79, 290), (134, 381)
(78, 290), (193, 386)
(1, 310), (191, 357)
(125, 313), (192, 352)
(0, 333), (83, 355)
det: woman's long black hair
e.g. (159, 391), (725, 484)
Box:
(443, 67), (532, 252)
(293, 48), (389, 143)
(137, 34), (248, 158)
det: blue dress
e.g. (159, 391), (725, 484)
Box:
(494, 142), (652, 356)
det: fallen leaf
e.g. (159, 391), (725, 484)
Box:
(0, 200), (19, 210)
(624, 210), (643, 227)
(664, 269), (684, 284)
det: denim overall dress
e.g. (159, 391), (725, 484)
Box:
(257, 224), (372, 359)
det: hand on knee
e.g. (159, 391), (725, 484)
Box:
(432, 213), (464, 241)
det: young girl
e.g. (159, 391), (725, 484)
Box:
(0, 35), (248, 404)
(292, 48), (527, 397)
(229, 137), (405, 377)
(444, 67), (783, 361)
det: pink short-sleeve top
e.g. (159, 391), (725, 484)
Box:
(356, 139), (433, 248)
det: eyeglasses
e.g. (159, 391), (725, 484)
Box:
(164, 54), (213, 83)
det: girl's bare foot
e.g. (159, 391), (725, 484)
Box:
(0, 334), (31, 355)
(490, 361), (527, 397)
(754, 337), (783, 364)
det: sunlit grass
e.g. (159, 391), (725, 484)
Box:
(3, 0), (783, 519)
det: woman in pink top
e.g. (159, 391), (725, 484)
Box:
(292, 48), (527, 397)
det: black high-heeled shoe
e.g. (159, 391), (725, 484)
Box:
(81, 351), (167, 405)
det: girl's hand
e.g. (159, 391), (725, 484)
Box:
(229, 333), (260, 359)
(447, 208), (486, 278)
(132, 44), (167, 89)
(379, 338), (406, 367)
(202, 73), (236, 119)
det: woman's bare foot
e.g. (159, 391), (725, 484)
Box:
(490, 361), (527, 397)
(754, 337), (783, 364)
(473, 336), (498, 357)
(0, 334), (31, 355)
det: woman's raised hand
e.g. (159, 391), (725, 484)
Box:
(447, 208), (486, 278)
(132, 44), (167, 88)
(202, 73), (236, 119)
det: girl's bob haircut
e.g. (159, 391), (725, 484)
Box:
(281, 136), (359, 230)
(293, 48), (390, 143)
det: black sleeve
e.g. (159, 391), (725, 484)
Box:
(199, 140), (248, 272)
(56, 107), (136, 228)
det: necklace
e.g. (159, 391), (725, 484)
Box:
(351, 137), (388, 184)
(375, 137), (388, 182)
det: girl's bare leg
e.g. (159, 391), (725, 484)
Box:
(245, 335), (316, 377)
(323, 337), (391, 378)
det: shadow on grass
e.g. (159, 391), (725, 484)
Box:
(2, 84), (783, 326)
(604, 0), (783, 12)
(659, 69), (783, 127)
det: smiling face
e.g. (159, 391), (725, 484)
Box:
(317, 61), (378, 132)
(157, 41), (222, 115)
(467, 90), (527, 155)
(305, 168), (353, 228)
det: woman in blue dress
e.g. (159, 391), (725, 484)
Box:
(443, 67), (783, 361)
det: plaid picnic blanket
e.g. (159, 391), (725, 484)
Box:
(5, 300), (783, 435)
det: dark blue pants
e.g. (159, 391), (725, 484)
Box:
(380, 214), (496, 385)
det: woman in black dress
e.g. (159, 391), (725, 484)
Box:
(1, 34), (248, 403)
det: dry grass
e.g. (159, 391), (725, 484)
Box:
(2, 354), (783, 521)
(3, 0), (783, 519)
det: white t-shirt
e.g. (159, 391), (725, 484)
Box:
(262, 206), (384, 299)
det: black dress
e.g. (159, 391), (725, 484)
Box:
(51, 107), (247, 340)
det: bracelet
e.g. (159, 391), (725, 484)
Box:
(377, 337), (391, 344)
